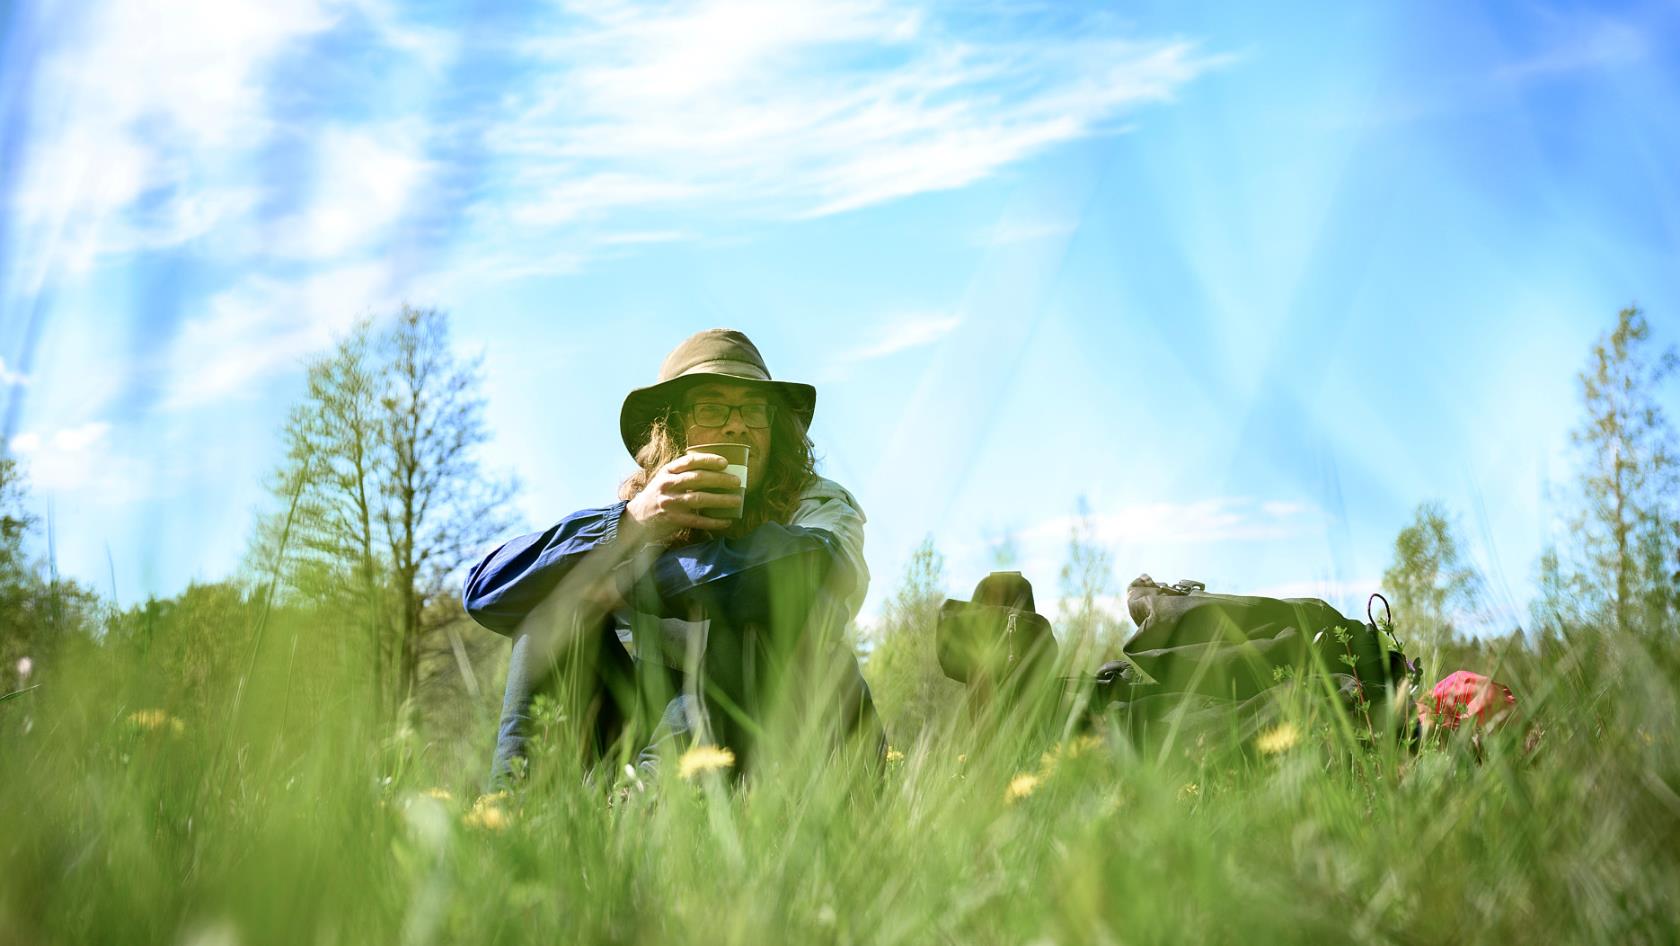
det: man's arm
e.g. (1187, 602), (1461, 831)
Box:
(461, 502), (633, 636)
(789, 476), (869, 620)
(464, 477), (868, 637)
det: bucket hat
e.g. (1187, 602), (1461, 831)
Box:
(620, 329), (817, 457)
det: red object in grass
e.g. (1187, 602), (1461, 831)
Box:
(1419, 670), (1516, 730)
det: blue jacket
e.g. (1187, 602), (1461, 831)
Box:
(462, 476), (869, 637)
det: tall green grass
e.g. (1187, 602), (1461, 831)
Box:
(3, 609), (1677, 945)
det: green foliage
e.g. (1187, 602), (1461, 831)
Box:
(1382, 500), (1481, 671)
(105, 581), (256, 712)
(861, 535), (961, 745)
(3, 587), (1677, 944)
(6, 304), (1680, 942)
(1548, 305), (1680, 638)
(0, 457), (104, 700)
(248, 305), (515, 721)
(1057, 497), (1128, 672)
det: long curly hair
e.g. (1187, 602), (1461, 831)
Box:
(619, 398), (817, 545)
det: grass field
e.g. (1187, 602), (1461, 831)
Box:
(3, 610), (1677, 946)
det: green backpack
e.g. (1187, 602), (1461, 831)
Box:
(1088, 574), (1418, 740)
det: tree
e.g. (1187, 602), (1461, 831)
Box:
(1057, 497), (1126, 672)
(1382, 500), (1480, 663)
(1557, 306), (1679, 637)
(0, 458), (104, 697)
(862, 536), (959, 742)
(0, 457), (40, 690)
(378, 307), (516, 714)
(252, 305), (515, 719)
(105, 581), (257, 712)
(250, 322), (390, 704)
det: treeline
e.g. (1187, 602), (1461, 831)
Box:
(868, 306), (1680, 737)
(1, 305), (1675, 754)
(1380, 308), (1678, 669)
(0, 306), (518, 772)
(0, 457), (104, 702)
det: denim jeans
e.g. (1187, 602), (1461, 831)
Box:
(487, 619), (668, 790)
(488, 602), (883, 790)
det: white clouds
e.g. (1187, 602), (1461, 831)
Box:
(0, 358), (27, 386)
(484, 1), (1221, 251)
(8, 421), (116, 494)
(978, 217), (1079, 246)
(13, 0), (340, 275)
(9, 0), (1221, 415)
(1018, 497), (1321, 548)
(11, 421), (112, 457)
(923, 497), (1327, 626)
(161, 264), (398, 410)
(267, 123), (434, 260)
(11, 0), (1219, 285)
(842, 314), (962, 363)
(1249, 577), (1385, 604)
(1493, 17), (1649, 83)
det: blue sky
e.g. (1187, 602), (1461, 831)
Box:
(2, 0), (1677, 631)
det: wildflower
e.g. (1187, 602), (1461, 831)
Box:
(677, 745), (736, 780)
(15, 656), (30, 680)
(463, 791), (511, 830)
(885, 747), (905, 764)
(1006, 773), (1040, 802)
(463, 803), (509, 831)
(1418, 670), (1515, 731)
(126, 709), (185, 736)
(1256, 722), (1300, 755)
(1066, 734), (1103, 757)
(1177, 782), (1200, 801)
(422, 787), (454, 804)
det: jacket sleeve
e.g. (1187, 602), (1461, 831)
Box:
(462, 502), (630, 636)
(789, 477), (869, 620)
(646, 477), (869, 626)
(464, 479), (869, 637)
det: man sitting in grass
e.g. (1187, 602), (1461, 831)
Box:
(463, 329), (878, 789)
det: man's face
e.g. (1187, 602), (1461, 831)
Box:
(680, 381), (773, 494)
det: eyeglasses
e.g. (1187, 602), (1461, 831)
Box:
(685, 402), (776, 429)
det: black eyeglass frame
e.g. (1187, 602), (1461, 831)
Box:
(682, 401), (777, 429)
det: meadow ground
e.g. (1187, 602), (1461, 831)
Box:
(2, 616), (1677, 946)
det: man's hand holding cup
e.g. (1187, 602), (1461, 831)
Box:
(624, 447), (746, 543)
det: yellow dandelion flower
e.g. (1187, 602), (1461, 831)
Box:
(1256, 722), (1300, 756)
(422, 787), (454, 803)
(1006, 773), (1041, 802)
(677, 745), (736, 780)
(463, 804), (509, 830)
(1067, 734), (1103, 757)
(1177, 782), (1200, 801)
(475, 790), (510, 808)
(126, 709), (185, 736)
(885, 748), (905, 764)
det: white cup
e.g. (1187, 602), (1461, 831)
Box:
(689, 442), (748, 519)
